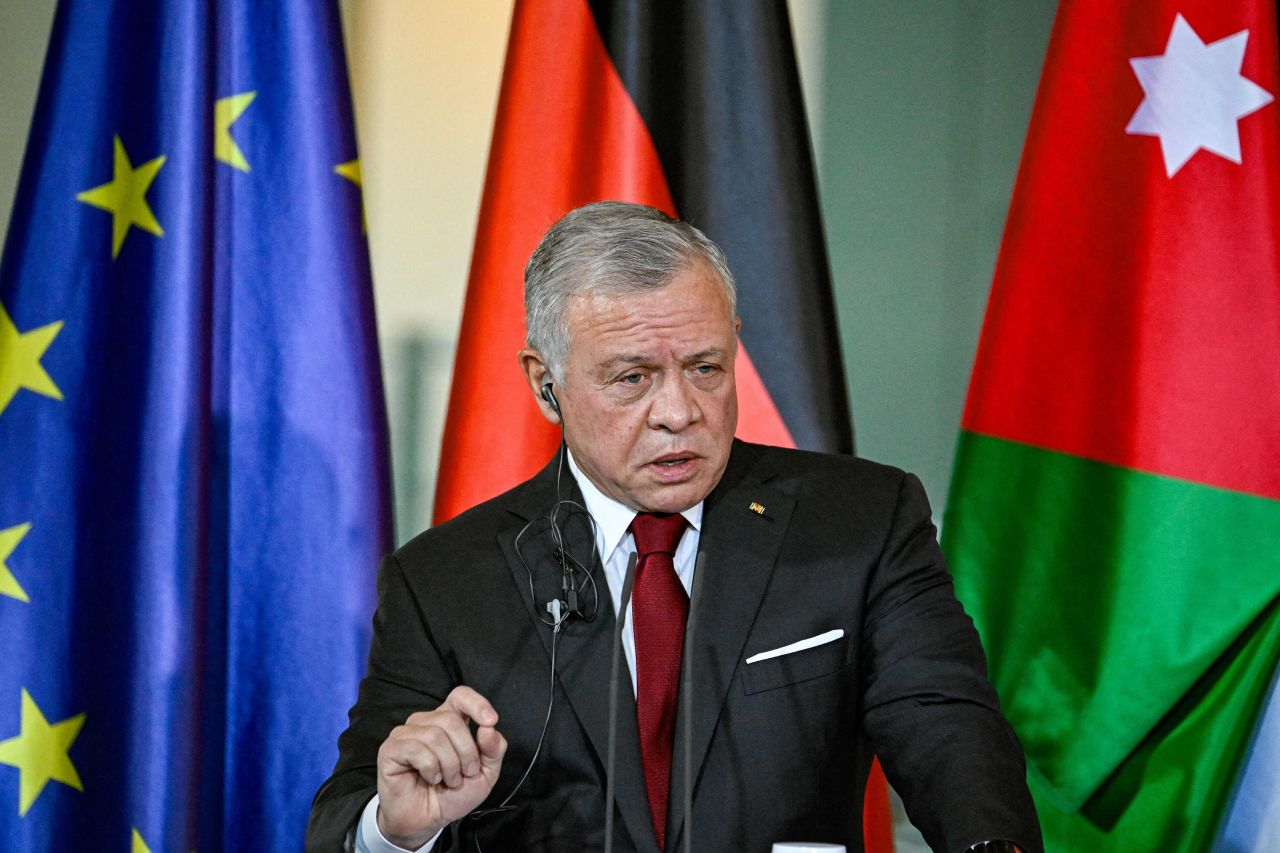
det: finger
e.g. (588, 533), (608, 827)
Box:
(403, 706), (470, 728)
(386, 723), (463, 787)
(476, 725), (508, 772)
(379, 736), (442, 785)
(415, 725), (464, 788)
(411, 714), (482, 779)
(404, 709), (439, 728)
(442, 685), (499, 727)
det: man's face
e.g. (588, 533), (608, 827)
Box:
(543, 263), (739, 513)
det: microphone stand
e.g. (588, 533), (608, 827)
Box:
(681, 552), (706, 853)
(604, 552), (638, 853)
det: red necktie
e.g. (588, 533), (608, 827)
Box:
(629, 511), (689, 850)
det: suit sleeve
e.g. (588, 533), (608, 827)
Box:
(306, 553), (457, 852)
(860, 472), (1043, 853)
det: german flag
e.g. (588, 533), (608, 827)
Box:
(433, 0), (886, 848)
(435, 1), (851, 516)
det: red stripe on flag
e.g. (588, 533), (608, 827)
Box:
(864, 758), (894, 852)
(963, 0), (1280, 500)
(434, 0), (675, 523)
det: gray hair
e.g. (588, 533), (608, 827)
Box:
(524, 201), (737, 382)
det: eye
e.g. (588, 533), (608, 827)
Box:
(621, 372), (646, 385)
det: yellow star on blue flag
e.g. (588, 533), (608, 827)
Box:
(0, 690), (84, 816)
(215, 91), (256, 172)
(0, 523), (33, 603)
(0, 302), (62, 417)
(75, 136), (165, 259)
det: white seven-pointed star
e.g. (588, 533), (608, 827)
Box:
(1126, 14), (1274, 177)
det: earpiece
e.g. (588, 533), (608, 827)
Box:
(541, 382), (560, 416)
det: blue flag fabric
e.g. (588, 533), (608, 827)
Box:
(1217, 670), (1280, 851)
(0, 1), (391, 849)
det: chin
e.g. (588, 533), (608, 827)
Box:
(643, 484), (708, 514)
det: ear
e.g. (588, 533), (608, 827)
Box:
(518, 348), (561, 424)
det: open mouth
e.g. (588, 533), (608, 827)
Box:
(647, 452), (698, 481)
(651, 452), (694, 467)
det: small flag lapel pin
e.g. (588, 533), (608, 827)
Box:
(748, 501), (766, 516)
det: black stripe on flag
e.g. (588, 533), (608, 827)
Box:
(587, 0), (854, 455)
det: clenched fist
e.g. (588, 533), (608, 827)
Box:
(375, 686), (508, 848)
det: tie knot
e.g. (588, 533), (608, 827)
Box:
(630, 512), (688, 558)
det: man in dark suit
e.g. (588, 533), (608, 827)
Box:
(307, 202), (1042, 852)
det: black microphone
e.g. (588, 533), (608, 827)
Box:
(680, 552), (706, 853)
(604, 551), (638, 853)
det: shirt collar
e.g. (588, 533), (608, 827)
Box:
(566, 449), (703, 562)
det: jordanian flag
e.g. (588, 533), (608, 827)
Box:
(433, 0), (890, 847)
(944, 1), (1280, 850)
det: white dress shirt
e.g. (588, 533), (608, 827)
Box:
(353, 451), (703, 852)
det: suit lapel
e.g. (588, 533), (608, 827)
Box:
(498, 456), (659, 853)
(666, 443), (795, 851)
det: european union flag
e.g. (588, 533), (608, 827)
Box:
(0, 1), (391, 848)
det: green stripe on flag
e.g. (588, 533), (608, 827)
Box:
(1034, 599), (1280, 850)
(943, 431), (1280, 834)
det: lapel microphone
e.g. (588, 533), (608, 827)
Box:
(537, 380), (601, 624)
(472, 385), (601, 844)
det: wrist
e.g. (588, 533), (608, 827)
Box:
(376, 804), (444, 850)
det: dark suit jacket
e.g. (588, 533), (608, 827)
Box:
(308, 441), (1041, 852)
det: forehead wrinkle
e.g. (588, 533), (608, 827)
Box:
(565, 275), (736, 375)
(579, 308), (728, 343)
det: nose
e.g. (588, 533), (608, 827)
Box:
(647, 373), (701, 432)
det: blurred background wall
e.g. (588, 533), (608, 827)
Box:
(0, 1), (1055, 846)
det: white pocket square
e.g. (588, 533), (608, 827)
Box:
(745, 629), (845, 664)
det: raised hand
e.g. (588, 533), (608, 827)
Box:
(375, 686), (508, 848)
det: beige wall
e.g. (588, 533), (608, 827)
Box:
(341, 1), (511, 348)
(339, 1), (515, 536)
(0, 2), (56, 245)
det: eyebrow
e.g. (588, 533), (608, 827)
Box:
(596, 354), (649, 372)
(597, 348), (728, 371)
